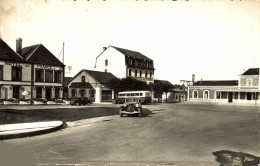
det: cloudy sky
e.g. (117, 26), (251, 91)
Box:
(0, 0), (259, 84)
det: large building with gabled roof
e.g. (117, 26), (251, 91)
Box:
(66, 69), (117, 103)
(94, 46), (155, 84)
(0, 38), (65, 100)
(188, 68), (260, 104)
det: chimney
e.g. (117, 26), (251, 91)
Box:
(103, 47), (107, 51)
(16, 38), (22, 55)
(192, 74), (195, 84)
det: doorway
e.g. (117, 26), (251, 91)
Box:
(13, 86), (20, 99)
(228, 92), (233, 103)
(45, 87), (52, 100)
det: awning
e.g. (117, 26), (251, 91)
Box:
(216, 89), (260, 92)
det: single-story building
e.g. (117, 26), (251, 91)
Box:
(66, 69), (117, 103)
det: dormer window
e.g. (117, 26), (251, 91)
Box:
(82, 76), (85, 83)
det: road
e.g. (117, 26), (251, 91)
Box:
(2, 102), (260, 166)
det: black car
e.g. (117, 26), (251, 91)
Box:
(70, 97), (92, 106)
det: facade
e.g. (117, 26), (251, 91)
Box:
(188, 68), (260, 104)
(66, 69), (117, 103)
(0, 38), (65, 100)
(94, 46), (155, 84)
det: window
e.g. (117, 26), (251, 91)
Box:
(140, 93), (143, 96)
(105, 59), (108, 66)
(129, 69), (132, 76)
(80, 89), (85, 97)
(216, 91), (221, 99)
(105, 69), (107, 72)
(72, 89), (76, 97)
(131, 93), (135, 96)
(135, 70), (137, 77)
(45, 70), (53, 83)
(145, 71), (148, 78)
(12, 67), (22, 81)
(126, 93), (130, 96)
(138, 60), (141, 66)
(82, 76), (85, 83)
(140, 71), (142, 77)
(0, 65), (3, 80)
(129, 58), (133, 65)
(193, 90), (198, 98)
(36, 87), (42, 98)
(204, 90), (209, 99)
(36, 70), (44, 82)
(55, 88), (60, 98)
(150, 72), (152, 78)
(54, 71), (61, 83)
(90, 90), (95, 98)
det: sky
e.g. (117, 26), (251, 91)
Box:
(0, 0), (260, 84)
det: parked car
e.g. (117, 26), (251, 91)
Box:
(119, 98), (142, 117)
(70, 97), (92, 106)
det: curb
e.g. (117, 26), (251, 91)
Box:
(0, 121), (66, 140)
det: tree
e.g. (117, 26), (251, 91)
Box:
(107, 77), (150, 98)
(161, 82), (174, 102)
(151, 81), (163, 102)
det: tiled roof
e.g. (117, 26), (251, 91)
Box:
(242, 68), (259, 75)
(84, 70), (117, 84)
(0, 39), (24, 62)
(193, 80), (238, 86)
(70, 82), (93, 89)
(111, 46), (152, 61)
(68, 69), (117, 85)
(22, 44), (64, 66)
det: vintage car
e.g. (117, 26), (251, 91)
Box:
(119, 98), (142, 117)
(70, 97), (92, 106)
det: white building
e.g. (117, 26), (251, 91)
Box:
(94, 46), (155, 84)
(66, 69), (117, 103)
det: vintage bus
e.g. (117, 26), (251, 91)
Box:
(116, 91), (152, 104)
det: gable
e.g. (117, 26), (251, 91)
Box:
(25, 44), (64, 66)
(0, 39), (24, 62)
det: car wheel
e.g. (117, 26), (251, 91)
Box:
(119, 108), (123, 117)
(138, 113), (142, 117)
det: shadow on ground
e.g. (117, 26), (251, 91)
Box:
(213, 150), (260, 166)
(0, 106), (120, 124)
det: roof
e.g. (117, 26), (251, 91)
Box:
(193, 80), (238, 86)
(64, 77), (73, 87)
(0, 39), (24, 62)
(154, 80), (174, 86)
(84, 70), (117, 84)
(69, 69), (117, 85)
(22, 44), (64, 66)
(242, 68), (259, 75)
(111, 46), (152, 61)
(69, 82), (93, 89)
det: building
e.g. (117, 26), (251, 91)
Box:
(66, 69), (117, 103)
(94, 46), (155, 84)
(188, 68), (260, 104)
(0, 38), (65, 100)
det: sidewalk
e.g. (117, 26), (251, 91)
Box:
(0, 121), (65, 140)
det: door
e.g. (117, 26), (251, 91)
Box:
(46, 87), (52, 99)
(228, 92), (233, 103)
(13, 86), (20, 99)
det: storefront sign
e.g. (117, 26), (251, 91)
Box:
(5, 61), (22, 67)
(36, 65), (62, 70)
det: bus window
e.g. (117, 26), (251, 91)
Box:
(126, 93), (130, 96)
(131, 93), (135, 96)
(119, 94), (122, 96)
(140, 93), (143, 96)
(135, 93), (139, 96)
